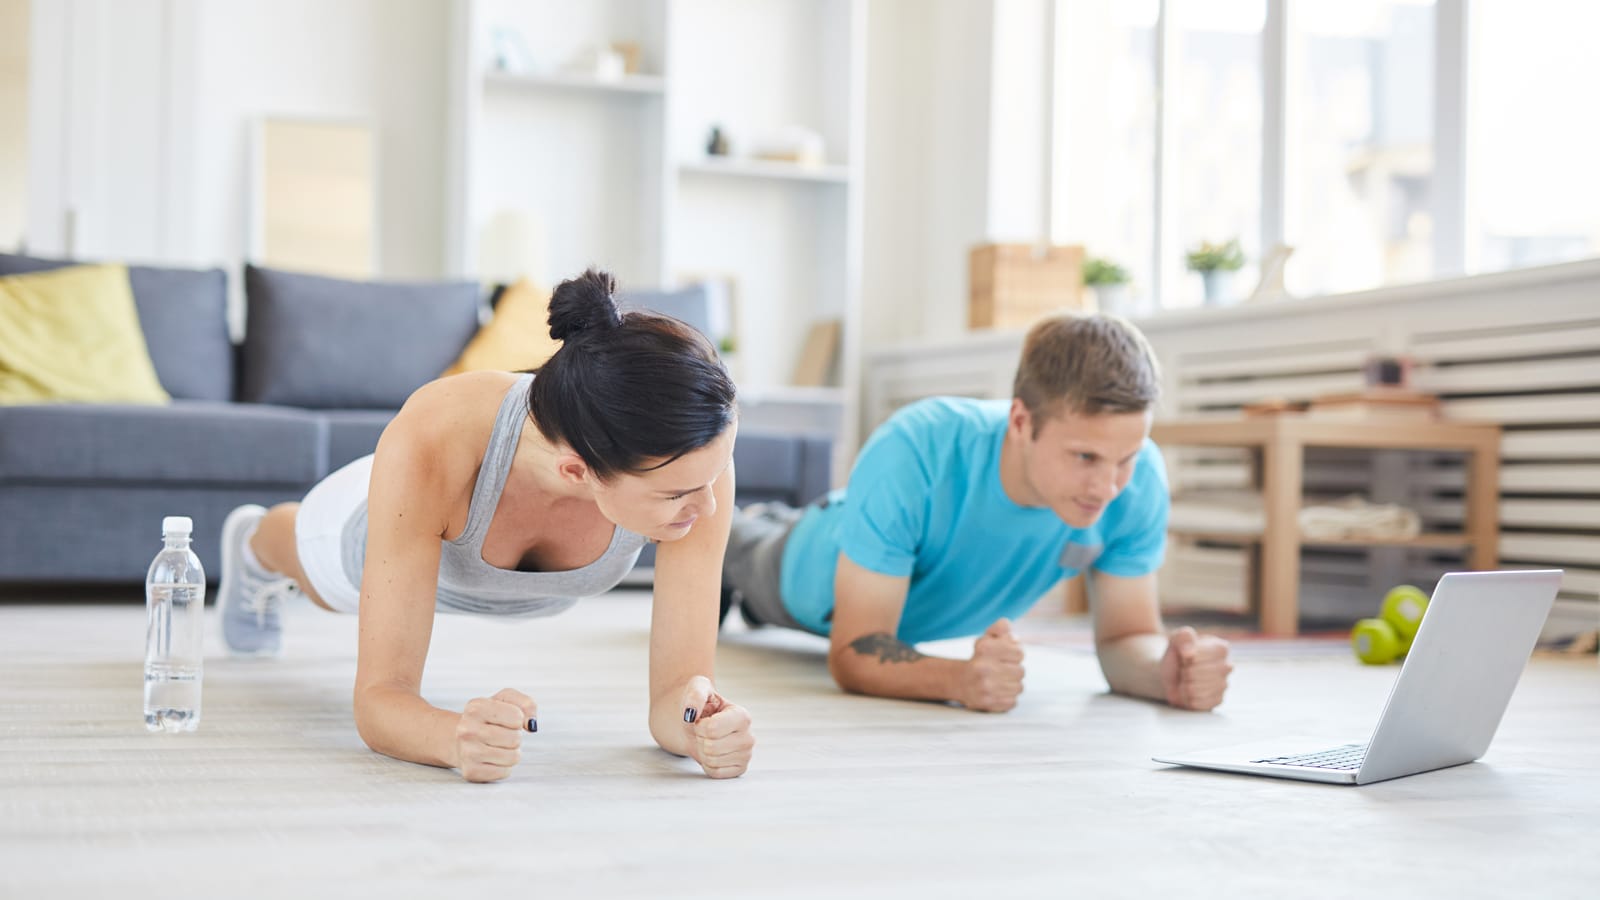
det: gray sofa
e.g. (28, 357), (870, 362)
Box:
(0, 255), (831, 585)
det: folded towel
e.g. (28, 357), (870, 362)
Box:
(1298, 495), (1421, 541)
(1170, 492), (1423, 541)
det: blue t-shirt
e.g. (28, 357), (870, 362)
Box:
(780, 397), (1169, 643)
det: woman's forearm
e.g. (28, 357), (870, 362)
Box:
(354, 685), (462, 769)
(648, 686), (697, 759)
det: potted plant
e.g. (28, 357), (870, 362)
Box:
(1082, 256), (1131, 314)
(716, 334), (740, 381)
(1185, 238), (1245, 306)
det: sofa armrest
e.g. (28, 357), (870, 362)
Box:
(726, 429), (833, 508)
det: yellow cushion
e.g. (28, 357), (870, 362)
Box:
(0, 264), (170, 405)
(442, 278), (562, 375)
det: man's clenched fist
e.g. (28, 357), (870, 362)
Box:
(960, 619), (1025, 712)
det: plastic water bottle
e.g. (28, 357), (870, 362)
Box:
(145, 516), (205, 732)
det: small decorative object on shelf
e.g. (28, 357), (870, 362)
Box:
(750, 125), (827, 167)
(1247, 243), (1294, 303)
(611, 41), (642, 75)
(1363, 354), (1414, 388)
(792, 319), (842, 387)
(567, 45), (626, 81)
(1082, 256), (1130, 315)
(1185, 238), (1245, 307)
(489, 27), (534, 73)
(706, 125), (730, 157)
(716, 335), (740, 383)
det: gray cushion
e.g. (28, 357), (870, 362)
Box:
(0, 253), (232, 402)
(620, 283), (714, 338)
(320, 408), (397, 471)
(730, 432), (802, 497)
(727, 432), (831, 505)
(0, 401), (326, 486)
(241, 265), (480, 409)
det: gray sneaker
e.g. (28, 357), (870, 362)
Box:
(218, 504), (297, 657)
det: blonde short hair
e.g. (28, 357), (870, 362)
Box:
(1012, 312), (1161, 432)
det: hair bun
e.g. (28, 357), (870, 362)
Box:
(548, 268), (622, 342)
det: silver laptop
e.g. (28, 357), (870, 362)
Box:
(1153, 569), (1562, 785)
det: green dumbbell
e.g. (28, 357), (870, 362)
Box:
(1382, 584), (1429, 646)
(1352, 617), (1403, 664)
(1351, 585), (1431, 665)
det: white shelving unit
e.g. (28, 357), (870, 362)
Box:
(446, 0), (864, 457)
(447, 0), (672, 294)
(483, 71), (669, 96)
(678, 158), (851, 184)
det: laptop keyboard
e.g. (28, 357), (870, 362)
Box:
(1252, 743), (1368, 770)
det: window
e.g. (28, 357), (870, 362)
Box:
(1285, 0), (1435, 297)
(1468, 0), (1600, 273)
(1167, 0), (1265, 308)
(1053, 0), (1159, 313)
(1051, 0), (1600, 312)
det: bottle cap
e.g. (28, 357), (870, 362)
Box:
(162, 516), (194, 536)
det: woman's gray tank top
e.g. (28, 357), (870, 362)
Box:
(340, 373), (649, 617)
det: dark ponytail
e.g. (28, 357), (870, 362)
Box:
(528, 268), (737, 480)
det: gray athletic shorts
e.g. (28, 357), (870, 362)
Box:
(722, 501), (816, 631)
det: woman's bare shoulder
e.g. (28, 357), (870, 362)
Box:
(378, 371), (524, 476)
(403, 371), (523, 421)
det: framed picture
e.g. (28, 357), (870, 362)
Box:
(249, 117), (377, 279)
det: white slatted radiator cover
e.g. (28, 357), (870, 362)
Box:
(862, 259), (1600, 636)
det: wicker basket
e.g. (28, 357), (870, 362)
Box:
(968, 243), (1087, 330)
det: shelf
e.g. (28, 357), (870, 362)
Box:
(679, 157), (850, 185)
(738, 385), (847, 404)
(483, 70), (666, 96)
(452, 1), (865, 444)
(1170, 529), (1473, 550)
(1150, 417), (1500, 452)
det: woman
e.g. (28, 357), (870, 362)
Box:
(216, 269), (753, 783)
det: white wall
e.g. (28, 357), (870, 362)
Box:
(861, 0), (995, 346)
(861, 0), (931, 346)
(0, 0), (26, 251)
(28, 0), (1026, 350)
(187, 0), (449, 285)
(26, 0), (449, 328)
(986, 0), (1052, 244)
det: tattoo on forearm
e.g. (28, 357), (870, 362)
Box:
(849, 632), (926, 664)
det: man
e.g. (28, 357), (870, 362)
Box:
(721, 312), (1232, 712)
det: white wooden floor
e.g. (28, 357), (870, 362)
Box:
(2, 591), (1596, 900)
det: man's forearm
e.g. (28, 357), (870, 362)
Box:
(1096, 633), (1168, 702)
(829, 632), (968, 703)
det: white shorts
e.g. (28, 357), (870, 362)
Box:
(293, 455), (374, 615)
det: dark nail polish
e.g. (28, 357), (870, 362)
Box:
(684, 707), (698, 724)
(527, 718), (538, 733)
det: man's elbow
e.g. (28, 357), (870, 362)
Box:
(1099, 671), (1137, 698)
(827, 649), (868, 695)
